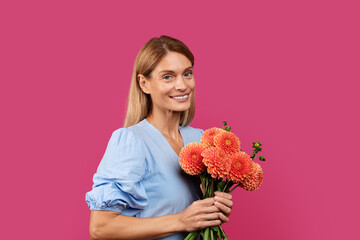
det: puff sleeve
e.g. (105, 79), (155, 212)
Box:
(85, 128), (148, 215)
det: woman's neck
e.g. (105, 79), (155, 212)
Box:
(146, 110), (182, 140)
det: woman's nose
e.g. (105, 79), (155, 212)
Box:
(175, 76), (187, 90)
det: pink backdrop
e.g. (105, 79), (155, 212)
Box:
(1, 0), (359, 239)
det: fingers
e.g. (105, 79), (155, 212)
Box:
(214, 192), (233, 207)
(203, 205), (220, 213)
(197, 212), (221, 221)
(197, 211), (229, 223)
(195, 197), (215, 207)
(217, 212), (229, 223)
(194, 201), (219, 215)
(196, 197), (231, 222)
(203, 219), (222, 228)
(214, 191), (232, 200)
(195, 194), (233, 217)
(214, 201), (231, 217)
(214, 192), (233, 217)
(214, 196), (232, 208)
(180, 196), (231, 232)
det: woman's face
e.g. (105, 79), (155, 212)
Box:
(139, 51), (195, 114)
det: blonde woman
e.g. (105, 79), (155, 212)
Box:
(85, 35), (233, 240)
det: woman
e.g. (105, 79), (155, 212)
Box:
(85, 35), (233, 240)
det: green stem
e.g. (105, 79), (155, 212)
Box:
(210, 228), (214, 240)
(229, 183), (240, 193)
(216, 226), (222, 239)
(219, 225), (226, 237)
(203, 227), (210, 240)
(211, 178), (214, 197)
(184, 231), (196, 240)
(251, 150), (258, 159)
(222, 181), (230, 193)
(190, 231), (199, 240)
(200, 175), (205, 198)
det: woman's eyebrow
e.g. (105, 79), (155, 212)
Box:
(158, 66), (193, 75)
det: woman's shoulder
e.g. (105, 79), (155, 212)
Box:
(91, 123), (148, 181)
(106, 127), (143, 150)
(181, 124), (204, 143)
(110, 120), (147, 143)
(181, 125), (204, 134)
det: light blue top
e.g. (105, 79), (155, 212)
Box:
(85, 118), (204, 240)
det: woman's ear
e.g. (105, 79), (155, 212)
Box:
(138, 74), (151, 94)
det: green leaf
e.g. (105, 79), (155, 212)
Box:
(259, 156), (266, 161)
(222, 121), (227, 126)
(211, 226), (218, 232)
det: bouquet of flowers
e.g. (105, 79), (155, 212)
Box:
(179, 121), (266, 240)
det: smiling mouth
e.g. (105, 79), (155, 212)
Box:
(170, 94), (189, 100)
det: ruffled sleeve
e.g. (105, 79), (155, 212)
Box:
(85, 128), (148, 214)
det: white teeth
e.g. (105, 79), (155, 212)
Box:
(173, 94), (189, 100)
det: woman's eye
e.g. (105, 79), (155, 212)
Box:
(184, 72), (193, 78)
(163, 75), (172, 80)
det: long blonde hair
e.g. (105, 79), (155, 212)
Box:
(123, 35), (196, 128)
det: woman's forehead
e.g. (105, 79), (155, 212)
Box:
(154, 52), (192, 72)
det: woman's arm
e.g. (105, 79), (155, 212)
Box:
(89, 197), (224, 240)
(89, 210), (179, 240)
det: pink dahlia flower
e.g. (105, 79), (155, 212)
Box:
(240, 162), (264, 191)
(179, 142), (206, 175)
(227, 151), (253, 183)
(201, 147), (231, 179)
(200, 127), (225, 148)
(213, 131), (241, 155)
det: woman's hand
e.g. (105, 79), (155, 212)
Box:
(176, 198), (223, 232)
(214, 191), (233, 222)
(200, 184), (233, 223)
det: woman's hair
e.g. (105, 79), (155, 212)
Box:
(123, 35), (196, 128)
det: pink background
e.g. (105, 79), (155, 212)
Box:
(1, 0), (359, 239)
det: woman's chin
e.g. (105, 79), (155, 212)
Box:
(167, 107), (190, 113)
(172, 104), (191, 112)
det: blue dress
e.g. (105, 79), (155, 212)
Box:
(85, 118), (204, 240)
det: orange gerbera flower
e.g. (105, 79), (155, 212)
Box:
(200, 127), (225, 148)
(213, 131), (241, 155)
(201, 147), (231, 179)
(227, 151), (253, 183)
(179, 142), (206, 175)
(240, 162), (264, 191)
